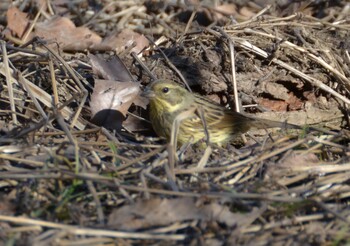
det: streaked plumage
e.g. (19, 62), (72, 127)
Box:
(142, 80), (299, 145)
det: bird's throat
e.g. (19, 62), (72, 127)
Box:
(151, 98), (187, 113)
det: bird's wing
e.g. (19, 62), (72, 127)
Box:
(193, 95), (252, 133)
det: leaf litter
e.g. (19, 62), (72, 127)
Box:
(89, 54), (147, 130)
(0, 0), (350, 245)
(108, 197), (249, 230)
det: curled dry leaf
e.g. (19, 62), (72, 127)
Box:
(90, 80), (140, 130)
(6, 6), (30, 39)
(88, 54), (148, 109)
(108, 198), (246, 230)
(35, 16), (102, 51)
(89, 54), (148, 130)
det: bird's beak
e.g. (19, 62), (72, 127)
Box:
(141, 87), (156, 98)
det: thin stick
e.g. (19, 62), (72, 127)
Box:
(22, 4), (44, 43)
(0, 215), (185, 240)
(48, 57), (59, 106)
(178, 9), (197, 43)
(1, 41), (17, 124)
(86, 180), (105, 225)
(228, 39), (240, 112)
(18, 72), (48, 120)
(214, 27), (240, 112)
(40, 42), (88, 129)
(0, 64), (85, 130)
(146, 36), (192, 92)
(131, 51), (157, 80)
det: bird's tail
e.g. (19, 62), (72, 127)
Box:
(249, 117), (301, 130)
(245, 114), (335, 135)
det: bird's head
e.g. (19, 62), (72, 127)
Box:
(141, 80), (193, 112)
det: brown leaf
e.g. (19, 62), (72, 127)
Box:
(101, 29), (149, 54)
(265, 153), (320, 178)
(88, 54), (148, 110)
(133, 94), (148, 110)
(122, 111), (149, 132)
(90, 80), (140, 130)
(6, 7), (30, 38)
(88, 54), (135, 82)
(239, 6), (257, 20)
(258, 98), (288, 111)
(280, 153), (320, 169)
(214, 4), (237, 20)
(35, 16), (102, 51)
(264, 82), (290, 101)
(286, 92), (303, 110)
(258, 91), (303, 112)
(108, 198), (245, 230)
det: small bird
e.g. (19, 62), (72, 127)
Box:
(141, 80), (305, 145)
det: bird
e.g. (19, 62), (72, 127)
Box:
(141, 79), (323, 145)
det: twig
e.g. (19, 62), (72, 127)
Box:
(146, 36), (192, 92)
(1, 41), (17, 124)
(0, 215), (185, 240)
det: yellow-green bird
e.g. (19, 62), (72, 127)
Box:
(142, 80), (302, 145)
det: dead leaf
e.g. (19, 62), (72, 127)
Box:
(90, 80), (140, 129)
(258, 98), (288, 111)
(214, 4), (237, 20)
(91, 80), (140, 117)
(122, 111), (149, 132)
(280, 153), (320, 169)
(265, 152), (320, 178)
(6, 7), (30, 39)
(239, 6), (257, 20)
(88, 54), (135, 82)
(133, 94), (148, 110)
(258, 82), (303, 111)
(101, 29), (149, 54)
(264, 82), (290, 101)
(108, 198), (246, 230)
(35, 16), (102, 51)
(88, 54), (148, 110)
(89, 54), (149, 130)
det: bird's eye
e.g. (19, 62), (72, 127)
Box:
(162, 87), (169, 93)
